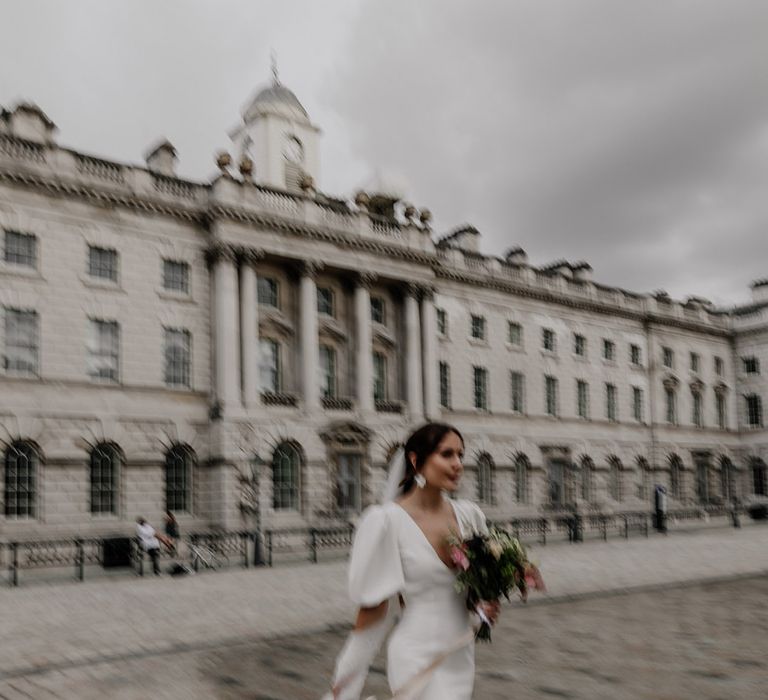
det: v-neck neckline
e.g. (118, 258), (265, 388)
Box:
(393, 499), (464, 573)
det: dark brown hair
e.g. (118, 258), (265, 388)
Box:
(400, 422), (464, 494)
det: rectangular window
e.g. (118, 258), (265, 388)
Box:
(743, 356), (760, 374)
(317, 287), (334, 316)
(545, 375), (558, 416)
(4, 230), (37, 267)
(746, 394), (763, 427)
(88, 246), (118, 281)
(370, 296), (385, 324)
(87, 319), (120, 382)
(511, 371), (525, 413)
(606, 383), (617, 422)
(470, 314), (486, 340)
(692, 391), (703, 427)
(439, 361), (451, 408)
(259, 338), (281, 393)
(508, 322), (522, 346)
(662, 346), (674, 369)
(257, 277), (279, 308)
(542, 328), (556, 352)
(716, 392), (726, 429)
(319, 345), (336, 399)
(576, 380), (589, 419)
(574, 334), (586, 357)
(630, 344), (642, 365)
(665, 387), (677, 424)
(162, 259), (190, 293)
(715, 356), (724, 376)
(164, 328), (191, 387)
(373, 352), (387, 402)
(336, 453), (362, 513)
(473, 366), (488, 410)
(632, 387), (644, 422)
(690, 352), (700, 373)
(603, 339), (615, 361)
(436, 308), (447, 336)
(3, 308), (38, 375)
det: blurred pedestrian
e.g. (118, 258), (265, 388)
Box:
(136, 516), (171, 575)
(164, 510), (180, 556)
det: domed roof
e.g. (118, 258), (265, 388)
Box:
(242, 81), (310, 124)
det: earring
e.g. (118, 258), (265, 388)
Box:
(414, 473), (426, 489)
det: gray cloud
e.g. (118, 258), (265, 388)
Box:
(1, 0), (766, 305)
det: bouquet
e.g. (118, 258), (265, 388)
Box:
(448, 527), (545, 641)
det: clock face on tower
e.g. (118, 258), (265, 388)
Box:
(283, 136), (304, 164)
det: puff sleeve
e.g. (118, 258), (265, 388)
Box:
(348, 504), (405, 608)
(453, 499), (489, 538)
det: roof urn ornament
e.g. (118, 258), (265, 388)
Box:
(403, 203), (417, 221)
(299, 173), (315, 193)
(239, 155), (254, 179)
(354, 190), (370, 210)
(216, 151), (232, 172)
(419, 208), (432, 226)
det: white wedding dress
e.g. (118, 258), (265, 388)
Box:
(348, 498), (488, 699)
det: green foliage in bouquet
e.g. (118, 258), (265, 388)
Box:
(448, 526), (545, 641)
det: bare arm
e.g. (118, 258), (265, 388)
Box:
(353, 600), (388, 631)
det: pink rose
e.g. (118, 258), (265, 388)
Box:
(450, 545), (470, 571)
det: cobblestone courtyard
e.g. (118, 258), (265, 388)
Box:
(2, 576), (766, 699)
(1, 526), (767, 699)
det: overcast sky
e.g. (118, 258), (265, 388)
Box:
(1, 1), (766, 306)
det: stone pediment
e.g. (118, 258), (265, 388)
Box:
(662, 374), (680, 390)
(319, 316), (348, 342)
(713, 381), (729, 394)
(319, 421), (372, 447)
(260, 308), (294, 336)
(372, 323), (397, 348)
(689, 378), (705, 393)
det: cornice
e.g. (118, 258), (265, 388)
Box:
(434, 266), (733, 337)
(0, 168), (201, 223)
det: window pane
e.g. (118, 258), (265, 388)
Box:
(164, 328), (191, 387)
(273, 443), (300, 510)
(165, 446), (192, 512)
(90, 444), (119, 514)
(317, 287), (334, 316)
(319, 345), (336, 398)
(259, 339), (280, 393)
(508, 322), (522, 345)
(373, 352), (387, 401)
(4, 308), (39, 374)
(511, 372), (524, 413)
(4, 230), (37, 267)
(4, 441), (37, 518)
(370, 297), (385, 324)
(163, 260), (189, 293)
(257, 277), (279, 307)
(88, 246), (118, 281)
(439, 361), (451, 408)
(87, 319), (119, 382)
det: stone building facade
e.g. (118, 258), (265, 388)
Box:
(0, 79), (766, 540)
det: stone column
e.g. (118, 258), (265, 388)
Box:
(355, 273), (375, 413)
(209, 244), (241, 411)
(240, 250), (263, 409)
(404, 284), (424, 420)
(421, 286), (439, 420)
(300, 260), (322, 412)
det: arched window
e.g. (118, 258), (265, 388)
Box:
(752, 458), (767, 497)
(4, 440), (38, 518)
(720, 457), (734, 502)
(608, 457), (622, 502)
(669, 455), (683, 500)
(90, 442), (121, 515)
(514, 454), (529, 504)
(637, 457), (651, 501)
(273, 442), (302, 510)
(476, 453), (494, 505)
(580, 456), (594, 502)
(165, 444), (194, 513)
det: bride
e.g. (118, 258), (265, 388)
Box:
(324, 422), (501, 699)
